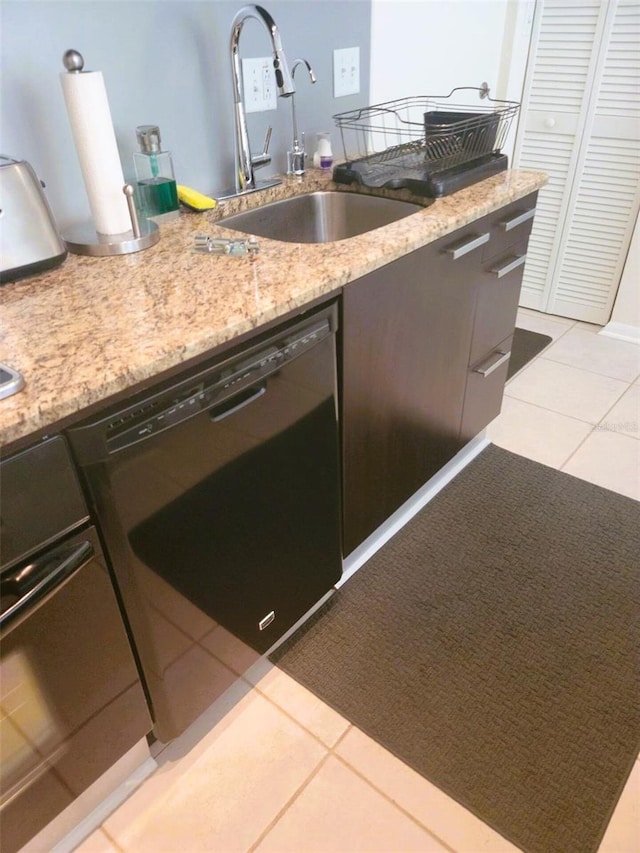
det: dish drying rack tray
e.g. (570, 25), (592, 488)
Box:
(332, 86), (520, 197)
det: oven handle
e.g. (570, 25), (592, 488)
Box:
(0, 540), (93, 635)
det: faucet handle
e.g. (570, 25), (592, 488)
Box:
(251, 126), (273, 169)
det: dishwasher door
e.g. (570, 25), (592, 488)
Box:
(68, 302), (342, 741)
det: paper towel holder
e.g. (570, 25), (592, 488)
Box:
(61, 50), (160, 256)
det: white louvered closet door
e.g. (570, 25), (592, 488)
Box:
(514, 0), (640, 324)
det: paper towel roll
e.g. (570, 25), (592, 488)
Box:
(60, 69), (131, 235)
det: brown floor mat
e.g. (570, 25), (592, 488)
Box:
(272, 445), (640, 853)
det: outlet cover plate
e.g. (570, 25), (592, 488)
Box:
(333, 47), (360, 98)
(242, 57), (277, 113)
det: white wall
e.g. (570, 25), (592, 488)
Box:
(370, 0), (508, 101)
(369, 0), (533, 162)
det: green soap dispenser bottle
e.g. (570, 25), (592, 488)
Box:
(133, 125), (179, 218)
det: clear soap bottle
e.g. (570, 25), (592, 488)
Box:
(133, 125), (179, 218)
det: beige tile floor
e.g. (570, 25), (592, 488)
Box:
(77, 309), (639, 853)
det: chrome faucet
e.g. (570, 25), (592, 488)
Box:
(228, 5), (295, 197)
(287, 59), (316, 176)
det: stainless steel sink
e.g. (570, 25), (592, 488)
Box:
(218, 191), (426, 243)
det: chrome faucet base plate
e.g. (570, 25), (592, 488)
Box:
(215, 177), (283, 202)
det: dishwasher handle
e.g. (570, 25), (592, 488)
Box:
(1, 540), (93, 635)
(210, 384), (266, 422)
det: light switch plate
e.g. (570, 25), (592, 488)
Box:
(333, 47), (360, 98)
(242, 57), (277, 113)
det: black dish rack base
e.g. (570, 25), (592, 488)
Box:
(333, 152), (509, 198)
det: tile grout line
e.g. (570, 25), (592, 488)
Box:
(245, 709), (459, 853)
(331, 751), (458, 853)
(246, 752), (333, 852)
(243, 698), (457, 851)
(593, 379), (640, 441)
(514, 316), (640, 386)
(537, 352), (640, 385)
(510, 349), (637, 390)
(516, 316), (577, 337)
(236, 669), (461, 852)
(503, 372), (638, 473)
(241, 670), (353, 752)
(559, 379), (640, 475)
(97, 825), (126, 851)
(98, 675), (343, 853)
(505, 363), (635, 428)
(517, 311), (577, 332)
(502, 389), (603, 427)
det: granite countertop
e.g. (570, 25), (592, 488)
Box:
(0, 168), (547, 451)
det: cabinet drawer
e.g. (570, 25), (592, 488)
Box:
(460, 333), (513, 443)
(469, 239), (529, 365)
(482, 192), (538, 261)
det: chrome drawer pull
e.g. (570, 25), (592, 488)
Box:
(500, 208), (536, 231)
(491, 254), (527, 278)
(473, 350), (511, 378)
(446, 232), (490, 260)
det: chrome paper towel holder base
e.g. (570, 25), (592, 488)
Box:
(63, 218), (160, 257)
(63, 184), (160, 257)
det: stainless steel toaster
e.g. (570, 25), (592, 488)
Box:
(0, 155), (67, 284)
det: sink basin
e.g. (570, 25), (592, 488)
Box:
(218, 191), (426, 243)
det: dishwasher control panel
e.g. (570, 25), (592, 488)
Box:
(103, 316), (332, 454)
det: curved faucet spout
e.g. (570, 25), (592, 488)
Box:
(290, 59), (316, 155)
(230, 4), (295, 193)
(292, 58), (316, 84)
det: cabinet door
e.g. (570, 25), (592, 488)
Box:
(341, 229), (484, 556)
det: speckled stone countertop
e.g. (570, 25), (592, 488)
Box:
(0, 168), (546, 451)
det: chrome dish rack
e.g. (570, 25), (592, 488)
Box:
(332, 86), (520, 197)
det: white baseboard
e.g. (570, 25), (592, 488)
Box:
(599, 321), (640, 344)
(340, 433), (490, 587)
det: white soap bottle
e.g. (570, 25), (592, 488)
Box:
(313, 132), (333, 169)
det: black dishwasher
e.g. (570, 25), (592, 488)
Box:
(0, 436), (151, 853)
(67, 301), (342, 741)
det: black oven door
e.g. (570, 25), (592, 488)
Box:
(0, 526), (151, 853)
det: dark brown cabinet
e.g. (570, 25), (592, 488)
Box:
(341, 192), (538, 557)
